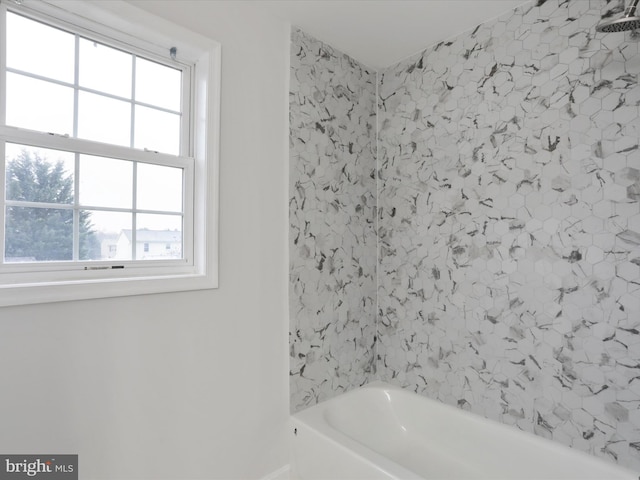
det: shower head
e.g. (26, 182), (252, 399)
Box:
(596, 0), (640, 32)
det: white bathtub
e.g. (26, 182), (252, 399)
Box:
(290, 382), (638, 480)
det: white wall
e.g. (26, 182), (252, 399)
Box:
(0, 1), (290, 478)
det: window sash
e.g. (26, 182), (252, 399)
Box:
(0, 126), (196, 275)
(1, 5), (193, 154)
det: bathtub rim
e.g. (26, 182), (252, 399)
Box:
(291, 380), (638, 480)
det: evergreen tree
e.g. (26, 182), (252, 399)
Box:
(5, 149), (99, 261)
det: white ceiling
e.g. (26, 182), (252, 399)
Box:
(252, 0), (527, 69)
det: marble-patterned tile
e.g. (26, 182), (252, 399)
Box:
(378, 0), (640, 471)
(289, 28), (377, 412)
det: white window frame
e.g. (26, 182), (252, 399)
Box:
(0, 0), (220, 306)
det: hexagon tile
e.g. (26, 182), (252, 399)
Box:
(289, 28), (377, 413)
(378, 0), (640, 471)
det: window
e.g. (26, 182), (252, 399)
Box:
(0, 0), (220, 306)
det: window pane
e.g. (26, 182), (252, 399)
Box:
(6, 73), (74, 135)
(137, 163), (182, 213)
(7, 12), (75, 83)
(136, 214), (182, 260)
(80, 210), (132, 261)
(5, 206), (73, 262)
(135, 57), (181, 111)
(79, 38), (132, 99)
(134, 106), (180, 155)
(5, 144), (74, 204)
(78, 91), (131, 146)
(79, 155), (132, 208)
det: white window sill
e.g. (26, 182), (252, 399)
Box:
(0, 271), (217, 307)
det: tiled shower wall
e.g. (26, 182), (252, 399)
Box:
(378, 0), (640, 470)
(289, 28), (377, 412)
(290, 0), (640, 470)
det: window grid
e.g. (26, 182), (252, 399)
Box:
(1, 6), (192, 270)
(73, 152), (80, 262)
(5, 66), (183, 119)
(0, 131), (192, 273)
(5, 49), (184, 146)
(3, 148), (186, 266)
(129, 50), (136, 151)
(131, 161), (138, 261)
(72, 33), (79, 139)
